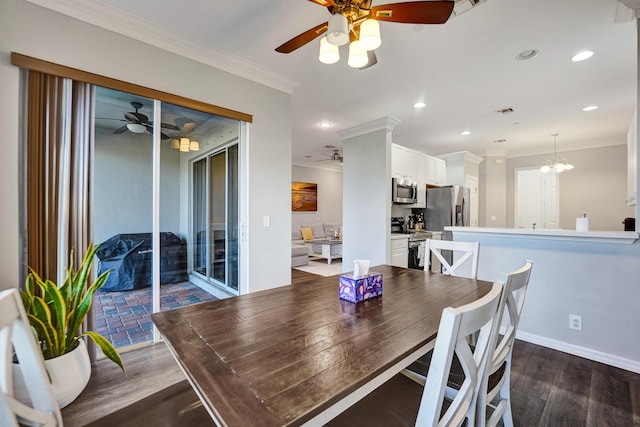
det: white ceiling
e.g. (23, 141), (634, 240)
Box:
(37, 0), (638, 166)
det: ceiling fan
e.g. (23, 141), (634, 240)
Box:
(106, 101), (179, 140)
(275, 0), (455, 69)
(316, 147), (344, 163)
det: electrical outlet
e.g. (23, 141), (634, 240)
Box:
(569, 314), (582, 331)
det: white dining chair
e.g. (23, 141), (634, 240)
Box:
(425, 239), (479, 279)
(413, 280), (504, 426)
(0, 288), (63, 427)
(477, 260), (533, 427)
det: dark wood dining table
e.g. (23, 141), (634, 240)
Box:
(151, 265), (492, 426)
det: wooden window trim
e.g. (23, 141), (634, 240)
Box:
(11, 52), (253, 123)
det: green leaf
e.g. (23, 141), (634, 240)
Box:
(42, 281), (66, 336)
(83, 331), (126, 374)
(26, 313), (55, 359)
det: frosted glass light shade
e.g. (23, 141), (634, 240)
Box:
(126, 123), (146, 133)
(180, 137), (190, 152)
(360, 19), (381, 50)
(170, 139), (180, 149)
(189, 140), (200, 151)
(319, 37), (340, 64)
(327, 13), (349, 46)
(348, 40), (368, 68)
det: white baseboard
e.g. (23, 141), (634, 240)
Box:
(515, 330), (640, 374)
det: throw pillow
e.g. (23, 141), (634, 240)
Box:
(301, 227), (314, 241)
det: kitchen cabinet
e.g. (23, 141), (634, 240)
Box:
(390, 234), (409, 268)
(424, 155), (446, 186)
(391, 143), (425, 208)
(435, 158), (446, 186)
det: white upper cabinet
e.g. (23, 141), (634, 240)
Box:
(435, 158), (446, 186)
(391, 143), (426, 208)
(424, 155), (446, 186)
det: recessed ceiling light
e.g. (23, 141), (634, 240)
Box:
(461, 131), (471, 136)
(582, 105), (599, 112)
(318, 121), (333, 128)
(516, 49), (538, 61)
(571, 50), (594, 62)
(414, 102), (426, 109)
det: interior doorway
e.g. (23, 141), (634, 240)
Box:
(515, 168), (559, 229)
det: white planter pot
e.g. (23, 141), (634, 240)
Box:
(13, 339), (92, 408)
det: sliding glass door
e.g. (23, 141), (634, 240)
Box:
(93, 86), (241, 349)
(192, 143), (239, 293)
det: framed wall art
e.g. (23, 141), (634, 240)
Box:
(291, 182), (317, 212)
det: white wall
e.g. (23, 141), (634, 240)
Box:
(452, 230), (640, 373)
(291, 165), (342, 226)
(506, 145), (634, 231)
(93, 130), (182, 245)
(0, 0), (292, 293)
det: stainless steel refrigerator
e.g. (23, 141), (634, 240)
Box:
(417, 185), (470, 240)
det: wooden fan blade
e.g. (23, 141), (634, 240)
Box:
(308, 0), (333, 6)
(275, 22), (328, 53)
(113, 125), (128, 134)
(359, 50), (377, 70)
(371, 1), (454, 24)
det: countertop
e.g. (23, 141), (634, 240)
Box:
(445, 226), (638, 244)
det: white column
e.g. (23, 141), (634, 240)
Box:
(339, 117), (400, 270)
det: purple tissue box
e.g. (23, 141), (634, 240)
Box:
(339, 273), (383, 303)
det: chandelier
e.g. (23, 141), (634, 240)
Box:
(540, 133), (574, 173)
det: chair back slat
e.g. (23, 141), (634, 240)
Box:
(0, 289), (62, 426)
(426, 240), (479, 279)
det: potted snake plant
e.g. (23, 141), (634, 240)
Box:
(16, 243), (125, 407)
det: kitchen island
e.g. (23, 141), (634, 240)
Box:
(446, 226), (640, 374)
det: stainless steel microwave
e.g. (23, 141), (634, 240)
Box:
(392, 177), (417, 204)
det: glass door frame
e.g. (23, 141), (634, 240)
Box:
(189, 137), (241, 296)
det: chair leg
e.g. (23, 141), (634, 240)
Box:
(498, 357), (514, 427)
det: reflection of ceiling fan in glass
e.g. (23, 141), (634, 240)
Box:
(98, 101), (179, 140)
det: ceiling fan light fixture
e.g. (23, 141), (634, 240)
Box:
(180, 137), (190, 152)
(171, 139), (180, 150)
(189, 140), (200, 151)
(360, 19), (381, 51)
(348, 40), (368, 68)
(319, 36), (340, 64)
(126, 123), (146, 134)
(327, 13), (349, 46)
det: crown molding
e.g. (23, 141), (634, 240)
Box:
(24, 0), (298, 94)
(337, 116), (401, 140)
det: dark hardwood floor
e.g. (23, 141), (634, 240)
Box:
(62, 270), (640, 426)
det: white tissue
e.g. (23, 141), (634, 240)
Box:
(353, 259), (370, 278)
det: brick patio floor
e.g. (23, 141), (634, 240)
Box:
(94, 281), (218, 348)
